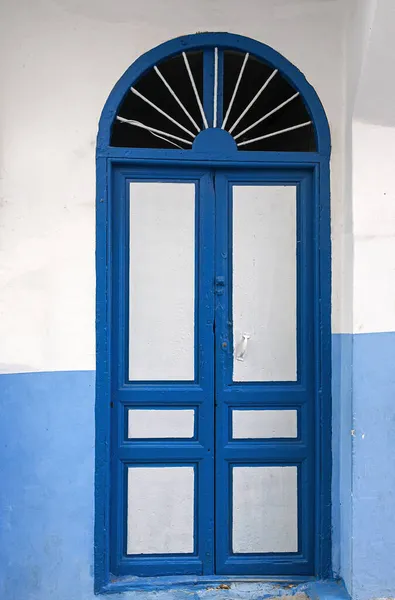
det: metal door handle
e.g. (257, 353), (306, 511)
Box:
(236, 333), (251, 361)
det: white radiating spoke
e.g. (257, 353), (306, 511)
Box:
(228, 69), (278, 135)
(234, 92), (300, 140)
(154, 66), (201, 133)
(150, 132), (184, 149)
(237, 121), (312, 147)
(221, 52), (249, 131)
(213, 47), (218, 128)
(131, 87), (196, 138)
(117, 116), (193, 145)
(182, 52), (209, 129)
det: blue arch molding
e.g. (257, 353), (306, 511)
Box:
(96, 32), (331, 157)
(95, 32), (332, 593)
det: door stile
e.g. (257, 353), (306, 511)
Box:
(199, 170), (216, 575)
(213, 171), (232, 573)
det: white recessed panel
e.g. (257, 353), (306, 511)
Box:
(127, 466), (194, 554)
(129, 182), (195, 381)
(232, 466), (298, 553)
(232, 410), (297, 439)
(128, 409), (195, 439)
(232, 185), (297, 381)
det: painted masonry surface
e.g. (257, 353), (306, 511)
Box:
(0, 2), (394, 600)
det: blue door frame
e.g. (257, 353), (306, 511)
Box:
(95, 32), (332, 592)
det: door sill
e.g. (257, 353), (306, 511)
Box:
(100, 575), (348, 598)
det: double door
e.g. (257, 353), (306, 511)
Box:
(111, 166), (316, 576)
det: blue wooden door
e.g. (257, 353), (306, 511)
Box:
(111, 166), (216, 576)
(111, 165), (316, 577)
(214, 168), (315, 575)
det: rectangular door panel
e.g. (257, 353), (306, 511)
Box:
(232, 466), (298, 554)
(127, 408), (195, 439)
(232, 184), (297, 382)
(232, 409), (298, 439)
(128, 182), (195, 381)
(127, 466), (195, 554)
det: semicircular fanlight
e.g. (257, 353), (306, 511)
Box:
(111, 48), (316, 152)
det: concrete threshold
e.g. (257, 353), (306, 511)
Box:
(103, 578), (349, 600)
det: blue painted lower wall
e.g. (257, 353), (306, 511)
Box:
(331, 332), (395, 600)
(351, 333), (395, 600)
(332, 334), (353, 591)
(0, 333), (394, 600)
(0, 371), (95, 600)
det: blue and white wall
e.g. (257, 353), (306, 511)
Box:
(0, 0), (394, 599)
(335, 2), (395, 597)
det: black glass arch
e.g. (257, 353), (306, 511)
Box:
(111, 48), (316, 152)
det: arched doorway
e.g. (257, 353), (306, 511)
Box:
(95, 33), (331, 586)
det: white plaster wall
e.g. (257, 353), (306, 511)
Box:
(349, 0), (395, 334)
(353, 0), (395, 128)
(0, 0), (348, 374)
(332, 2), (395, 594)
(346, 0), (378, 114)
(352, 121), (395, 333)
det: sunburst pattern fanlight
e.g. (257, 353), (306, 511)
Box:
(111, 48), (316, 151)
